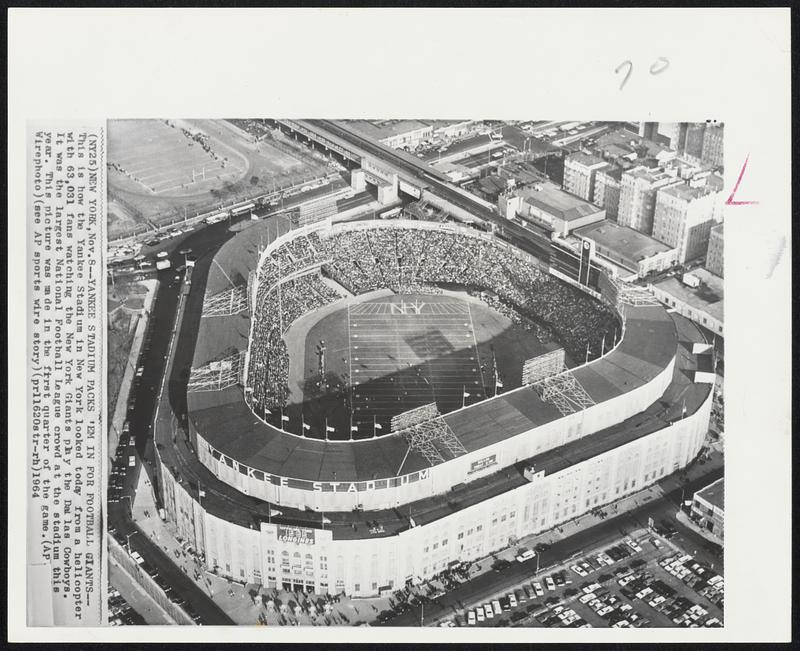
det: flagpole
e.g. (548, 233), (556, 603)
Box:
(601, 335), (606, 356)
(585, 342), (590, 364)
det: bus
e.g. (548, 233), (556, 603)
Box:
(204, 211), (229, 225)
(379, 207), (402, 219)
(231, 202), (256, 217)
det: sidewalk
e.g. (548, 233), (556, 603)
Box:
(107, 278), (158, 464)
(109, 557), (176, 625)
(675, 509), (724, 547)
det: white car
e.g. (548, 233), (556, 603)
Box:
(545, 576), (556, 591)
(533, 582), (544, 597)
(515, 549), (536, 562)
(492, 600), (502, 616)
(571, 564), (588, 577)
(467, 610), (477, 626)
(131, 551), (144, 564)
(483, 604), (494, 619)
(156, 251), (169, 258)
(135, 366), (144, 378)
(128, 455), (136, 467)
(508, 593), (517, 608)
(476, 608), (485, 623)
(625, 538), (643, 553)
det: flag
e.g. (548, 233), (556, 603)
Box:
(303, 422), (311, 431)
(281, 414), (290, 422)
(374, 423), (383, 430)
(326, 425), (335, 433)
(496, 378), (504, 388)
(351, 425), (358, 432)
(264, 408), (272, 415)
(321, 516), (332, 524)
(463, 391), (471, 398)
(269, 508), (283, 517)
(199, 489), (206, 498)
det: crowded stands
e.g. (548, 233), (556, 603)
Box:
(246, 223), (619, 415)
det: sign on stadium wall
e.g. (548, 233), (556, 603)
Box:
(468, 454), (498, 475)
(211, 444), (432, 492)
(277, 525), (316, 545)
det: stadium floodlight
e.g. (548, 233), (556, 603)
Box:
(400, 416), (467, 468)
(522, 349), (566, 386)
(202, 285), (249, 317)
(188, 350), (243, 392)
(533, 369), (595, 417)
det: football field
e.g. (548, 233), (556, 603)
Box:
(347, 296), (487, 432)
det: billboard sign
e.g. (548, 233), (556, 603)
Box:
(277, 525), (316, 546)
(468, 454), (498, 475)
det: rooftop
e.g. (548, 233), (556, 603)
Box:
(661, 178), (722, 202)
(567, 151), (607, 168)
(596, 129), (671, 159)
(575, 220), (675, 262)
(345, 119), (433, 141)
(522, 183), (603, 222)
(695, 477), (724, 512)
(653, 267), (724, 323)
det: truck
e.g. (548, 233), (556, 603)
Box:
(156, 259), (171, 270)
(682, 273), (700, 288)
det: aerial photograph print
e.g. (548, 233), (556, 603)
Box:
(106, 117), (725, 629)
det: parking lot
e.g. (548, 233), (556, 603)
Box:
(453, 529), (724, 629)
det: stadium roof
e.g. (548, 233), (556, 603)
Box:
(186, 220), (679, 484)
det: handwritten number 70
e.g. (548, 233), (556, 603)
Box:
(615, 57), (670, 90)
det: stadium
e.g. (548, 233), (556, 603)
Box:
(157, 216), (714, 597)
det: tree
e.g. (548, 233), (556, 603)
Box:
(250, 175), (260, 186)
